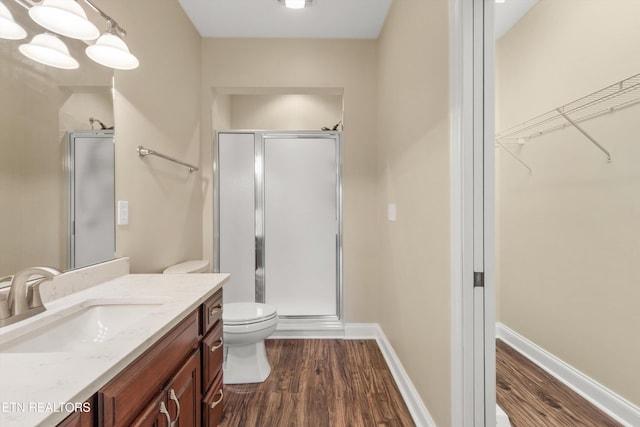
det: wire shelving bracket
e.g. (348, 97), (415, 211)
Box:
(496, 72), (640, 171)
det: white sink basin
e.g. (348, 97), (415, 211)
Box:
(0, 298), (168, 353)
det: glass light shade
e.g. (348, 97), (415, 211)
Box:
(28, 0), (99, 40)
(0, 2), (27, 40)
(86, 33), (139, 70)
(285, 0), (306, 9)
(19, 33), (79, 69)
(278, 0), (314, 9)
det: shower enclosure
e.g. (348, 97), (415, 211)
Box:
(214, 131), (343, 329)
(67, 130), (115, 270)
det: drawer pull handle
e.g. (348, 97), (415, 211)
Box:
(211, 338), (223, 352)
(159, 401), (171, 425)
(209, 305), (222, 317)
(169, 389), (181, 424)
(210, 390), (224, 409)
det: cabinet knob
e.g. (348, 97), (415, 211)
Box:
(210, 338), (223, 352)
(169, 389), (181, 425)
(210, 390), (224, 409)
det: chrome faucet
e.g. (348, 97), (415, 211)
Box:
(0, 267), (61, 327)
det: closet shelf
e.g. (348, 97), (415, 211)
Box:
(496, 72), (640, 163)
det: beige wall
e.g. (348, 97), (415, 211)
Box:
(376, 0), (451, 425)
(109, 0), (203, 273)
(496, 0), (640, 405)
(59, 92), (113, 133)
(229, 94), (343, 131)
(201, 38), (381, 323)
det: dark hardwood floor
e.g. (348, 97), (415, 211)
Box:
(219, 339), (415, 427)
(496, 339), (622, 427)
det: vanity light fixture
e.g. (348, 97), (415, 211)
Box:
(28, 0), (99, 40)
(278, 0), (315, 10)
(0, 1), (26, 39)
(18, 32), (79, 69)
(4, 0), (138, 70)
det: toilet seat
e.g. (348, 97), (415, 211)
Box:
(223, 302), (277, 325)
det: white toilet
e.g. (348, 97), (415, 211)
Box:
(163, 260), (278, 384)
(222, 302), (278, 384)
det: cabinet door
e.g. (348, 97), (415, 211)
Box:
(130, 392), (169, 427)
(165, 350), (201, 427)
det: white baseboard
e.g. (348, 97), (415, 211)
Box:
(370, 325), (438, 427)
(271, 318), (345, 338)
(496, 403), (512, 427)
(496, 323), (640, 427)
(272, 322), (436, 427)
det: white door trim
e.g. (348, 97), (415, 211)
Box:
(450, 0), (496, 425)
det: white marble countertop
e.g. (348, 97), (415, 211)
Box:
(0, 273), (228, 427)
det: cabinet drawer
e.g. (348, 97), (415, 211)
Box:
(99, 311), (199, 427)
(202, 289), (223, 335)
(201, 320), (223, 392)
(202, 371), (224, 427)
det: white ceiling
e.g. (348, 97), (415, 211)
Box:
(494, 0), (539, 40)
(177, 0), (535, 41)
(177, 0), (393, 39)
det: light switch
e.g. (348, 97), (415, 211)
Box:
(388, 203), (396, 222)
(117, 200), (129, 225)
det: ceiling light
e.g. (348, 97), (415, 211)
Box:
(0, 1), (26, 40)
(86, 32), (139, 70)
(278, 0), (315, 10)
(28, 0), (100, 40)
(19, 33), (79, 69)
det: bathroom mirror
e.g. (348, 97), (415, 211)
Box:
(0, 1), (115, 279)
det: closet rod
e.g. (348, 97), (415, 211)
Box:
(137, 145), (199, 172)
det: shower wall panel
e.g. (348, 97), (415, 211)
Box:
(218, 132), (257, 304)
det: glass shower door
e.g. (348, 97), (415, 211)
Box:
(262, 135), (340, 318)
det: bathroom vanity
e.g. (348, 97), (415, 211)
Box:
(0, 272), (228, 427)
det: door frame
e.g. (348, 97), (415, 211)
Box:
(450, 0), (496, 425)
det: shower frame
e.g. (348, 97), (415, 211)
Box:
(213, 130), (344, 329)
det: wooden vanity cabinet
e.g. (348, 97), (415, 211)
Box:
(57, 288), (223, 427)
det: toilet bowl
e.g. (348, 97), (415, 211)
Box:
(163, 260), (278, 384)
(222, 302), (278, 384)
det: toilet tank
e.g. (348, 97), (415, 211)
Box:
(163, 260), (210, 274)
